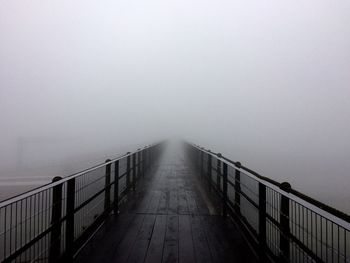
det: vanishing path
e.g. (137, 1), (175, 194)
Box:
(76, 143), (256, 263)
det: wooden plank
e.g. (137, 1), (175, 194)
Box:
(191, 187), (210, 215)
(147, 190), (162, 214)
(131, 170), (159, 213)
(178, 215), (195, 263)
(112, 214), (145, 263)
(137, 215), (156, 240)
(127, 215), (156, 263)
(157, 189), (169, 214)
(144, 215), (167, 263)
(178, 188), (189, 214)
(168, 189), (178, 214)
(162, 215), (179, 263)
(75, 213), (137, 263)
(134, 190), (154, 213)
(207, 216), (258, 262)
(185, 190), (197, 215)
(197, 216), (228, 263)
(190, 215), (212, 262)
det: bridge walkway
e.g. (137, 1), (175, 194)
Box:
(75, 144), (257, 263)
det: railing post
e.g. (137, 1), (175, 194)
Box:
(280, 182), (291, 261)
(114, 160), (119, 215)
(142, 149), (145, 174)
(126, 153), (131, 190)
(132, 153), (136, 191)
(259, 182), (267, 261)
(145, 148), (149, 170)
(222, 162), (228, 217)
(200, 150), (204, 179)
(50, 176), (63, 261)
(137, 151), (141, 179)
(149, 148), (152, 166)
(197, 149), (200, 168)
(234, 162), (241, 215)
(144, 148), (147, 170)
(149, 148), (152, 168)
(104, 159), (111, 213)
(217, 154), (222, 190)
(66, 178), (76, 261)
(207, 153), (212, 191)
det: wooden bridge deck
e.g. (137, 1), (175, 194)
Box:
(76, 144), (257, 263)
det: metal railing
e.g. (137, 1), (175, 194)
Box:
(186, 143), (350, 263)
(0, 142), (163, 263)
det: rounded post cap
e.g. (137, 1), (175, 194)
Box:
(235, 162), (242, 168)
(280, 182), (292, 192)
(105, 159), (111, 162)
(217, 153), (222, 158)
(52, 176), (62, 182)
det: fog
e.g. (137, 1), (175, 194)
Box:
(1, 0), (349, 212)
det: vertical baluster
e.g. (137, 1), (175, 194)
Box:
(50, 177), (63, 261)
(149, 147), (153, 167)
(104, 160), (111, 214)
(126, 153), (131, 190)
(200, 150), (204, 179)
(259, 182), (267, 261)
(114, 160), (119, 215)
(234, 162), (241, 215)
(280, 182), (291, 262)
(66, 178), (75, 261)
(142, 149), (146, 174)
(222, 162), (228, 217)
(132, 153), (136, 191)
(146, 149), (149, 170)
(207, 153), (212, 191)
(137, 151), (141, 179)
(216, 156), (221, 191)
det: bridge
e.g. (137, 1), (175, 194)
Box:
(0, 141), (349, 263)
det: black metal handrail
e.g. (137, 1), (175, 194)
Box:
(194, 144), (350, 223)
(186, 142), (350, 263)
(0, 142), (164, 263)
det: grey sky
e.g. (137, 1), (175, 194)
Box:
(1, 0), (350, 210)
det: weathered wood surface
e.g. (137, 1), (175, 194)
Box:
(75, 144), (257, 263)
